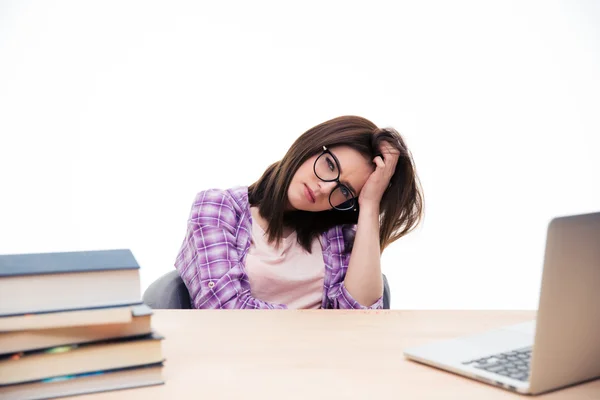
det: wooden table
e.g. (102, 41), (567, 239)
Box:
(71, 310), (600, 399)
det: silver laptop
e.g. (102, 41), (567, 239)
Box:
(403, 212), (600, 395)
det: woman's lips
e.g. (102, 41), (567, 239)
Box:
(304, 184), (315, 203)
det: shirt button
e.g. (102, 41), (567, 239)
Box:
(208, 281), (215, 288)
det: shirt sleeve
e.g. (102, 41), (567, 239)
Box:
(328, 281), (384, 309)
(175, 189), (287, 309)
(325, 225), (384, 310)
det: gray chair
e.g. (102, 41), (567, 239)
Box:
(143, 270), (391, 309)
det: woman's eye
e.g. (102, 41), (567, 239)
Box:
(341, 187), (350, 198)
(326, 158), (335, 171)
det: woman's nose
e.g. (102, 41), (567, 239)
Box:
(318, 181), (338, 196)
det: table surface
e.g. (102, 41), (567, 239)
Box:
(69, 310), (600, 399)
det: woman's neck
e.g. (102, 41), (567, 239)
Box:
(250, 206), (295, 239)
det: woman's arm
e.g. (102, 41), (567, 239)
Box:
(175, 189), (287, 310)
(343, 203), (384, 307)
(343, 141), (400, 307)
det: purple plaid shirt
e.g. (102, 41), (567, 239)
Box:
(174, 186), (383, 309)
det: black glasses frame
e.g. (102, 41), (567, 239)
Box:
(313, 146), (357, 211)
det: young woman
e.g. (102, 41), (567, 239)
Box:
(174, 116), (423, 309)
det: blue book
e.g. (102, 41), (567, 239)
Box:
(0, 332), (164, 386)
(0, 362), (164, 400)
(0, 249), (142, 317)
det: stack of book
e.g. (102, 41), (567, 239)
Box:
(0, 249), (165, 400)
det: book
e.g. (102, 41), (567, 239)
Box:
(0, 333), (164, 385)
(0, 249), (141, 316)
(0, 304), (153, 354)
(0, 362), (164, 400)
(0, 304), (141, 332)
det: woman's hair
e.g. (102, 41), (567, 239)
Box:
(248, 115), (424, 253)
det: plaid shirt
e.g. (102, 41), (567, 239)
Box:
(175, 186), (383, 309)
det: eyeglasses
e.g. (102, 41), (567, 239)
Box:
(313, 146), (357, 211)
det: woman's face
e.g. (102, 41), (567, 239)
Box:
(287, 145), (374, 212)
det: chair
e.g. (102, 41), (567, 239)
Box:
(143, 270), (391, 309)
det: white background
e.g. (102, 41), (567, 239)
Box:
(1, 0), (598, 309)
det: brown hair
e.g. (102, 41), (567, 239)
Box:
(248, 115), (424, 253)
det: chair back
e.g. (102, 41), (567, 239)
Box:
(143, 270), (391, 309)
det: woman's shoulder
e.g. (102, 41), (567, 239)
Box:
(189, 186), (249, 229)
(192, 186), (248, 206)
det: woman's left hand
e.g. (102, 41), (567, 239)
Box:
(358, 140), (400, 209)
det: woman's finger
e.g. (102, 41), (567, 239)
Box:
(380, 142), (399, 162)
(373, 156), (385, 169)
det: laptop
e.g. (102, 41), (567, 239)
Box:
(403, 211), (600, 395)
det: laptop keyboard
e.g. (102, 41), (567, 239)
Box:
(462, 347), (532, 381)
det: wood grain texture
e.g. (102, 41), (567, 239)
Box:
(68, 310), (600, 399)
